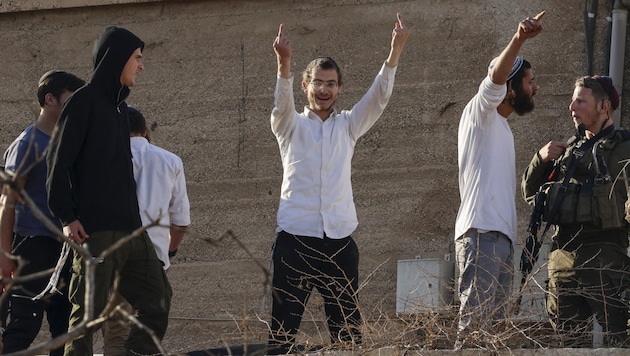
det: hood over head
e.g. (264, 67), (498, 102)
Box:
(91, 26), (144, 103)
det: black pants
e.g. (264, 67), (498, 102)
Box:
(2, 235), (71, 356)
(268, 231), (361, 354)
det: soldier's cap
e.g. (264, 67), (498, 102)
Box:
(593, 75), (619, 111)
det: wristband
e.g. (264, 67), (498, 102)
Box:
(168, 249), (178, 258)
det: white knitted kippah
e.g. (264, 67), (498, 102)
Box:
(488, 56), (524, 80)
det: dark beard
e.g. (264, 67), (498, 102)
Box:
(510, 91), (535, 116)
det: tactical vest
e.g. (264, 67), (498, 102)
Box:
(542, 130), (630, 230)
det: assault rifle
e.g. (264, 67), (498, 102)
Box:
(515, 188), (545, 313)
(520, 189), (545, 280)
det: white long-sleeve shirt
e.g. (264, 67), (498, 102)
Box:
(130, 137), (191, 269)
(455, 76), (517, 243)
(271, 63), (397, 239)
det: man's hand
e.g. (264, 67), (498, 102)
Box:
(538, 140), (567, 163)
(517, 11), (545, 41)
(273, 24), (291, 60)
(386, 13), (411, 68)
(0, 254), (15, 291)
(273, 24), (292, 78)
(391, 13), (411, 51)
(65, 220), (89, 244)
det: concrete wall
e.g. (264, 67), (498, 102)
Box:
(0, 0), (627, 351)
(0, 0), (162, 13)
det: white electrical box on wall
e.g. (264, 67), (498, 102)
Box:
(396, 257), (455, 314)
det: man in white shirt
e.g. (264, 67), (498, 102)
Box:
(127, 106), (190, 269)
(267, 13), (409, 354)
(103, 106), (191, 354)
(454, 12), (545, 349)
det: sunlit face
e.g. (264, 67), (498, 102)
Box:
(510, 68), (538, 116)
(120, 47), (144, 87)
(301, 67), (342, 120)
(569, 86), (603, 133)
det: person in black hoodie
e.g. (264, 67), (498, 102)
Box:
(46, 26), (172, 355)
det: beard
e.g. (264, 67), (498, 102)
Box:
(510, 90), (535, 116)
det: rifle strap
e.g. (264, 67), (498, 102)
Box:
(540, 124), (615, 237)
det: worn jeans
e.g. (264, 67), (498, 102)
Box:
(456, 229), (514, 338)
(64, 230), (171, 356)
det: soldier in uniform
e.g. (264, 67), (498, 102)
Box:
(522, 75), (630, 347)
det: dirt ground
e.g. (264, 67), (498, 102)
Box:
(1, 0), (626, 354)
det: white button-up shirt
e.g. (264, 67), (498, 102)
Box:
(271, 63), (397, 239)
(455, 76), (517, 243)
(130, 137), (191, 269)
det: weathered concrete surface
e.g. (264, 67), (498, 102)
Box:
(0, 0), (628, 353)
(0, 0), (162, 14)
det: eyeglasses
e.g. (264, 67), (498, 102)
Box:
(308, 80), (339, 90)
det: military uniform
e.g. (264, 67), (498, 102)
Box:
(522, 127), (630, 347)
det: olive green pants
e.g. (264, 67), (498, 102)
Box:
(101, 291), (133, 356)
(547, 238), (630, 347)
(64, 230), (172, 356)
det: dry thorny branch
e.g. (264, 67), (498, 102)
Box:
(1, 159), (169, 355)
(200, 228), (628, 352)
(1, 152), (630, 354)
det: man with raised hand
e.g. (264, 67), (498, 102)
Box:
(268, 13), (410, 354)
(454, 11), (545, 349)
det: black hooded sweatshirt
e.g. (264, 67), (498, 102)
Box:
(46, 26), (144, 234)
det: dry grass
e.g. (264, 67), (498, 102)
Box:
(2, 163), (630, 354)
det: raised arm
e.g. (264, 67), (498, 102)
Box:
(385, 13), (411, 68)
(490, 11), (545, 85)
(273, 24), (292, 79)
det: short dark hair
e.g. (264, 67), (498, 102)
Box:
(575, 75), (619, 110)
(302, 57), (343, 85)
(128, 105), (151, 142)
(506, 59), (531, 93)
(37, 70), (85, 107)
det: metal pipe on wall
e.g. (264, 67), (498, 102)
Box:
(605, 1), (614, 74)
(585, 0), (598, 76)
(610, 0), (630, 127)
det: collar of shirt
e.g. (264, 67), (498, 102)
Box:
(304, 106), (338, 122)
